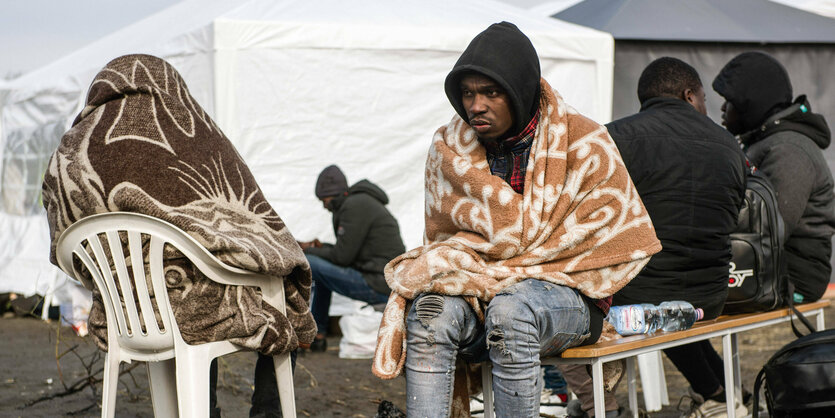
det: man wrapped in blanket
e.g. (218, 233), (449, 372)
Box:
(371, 22), (662, 417)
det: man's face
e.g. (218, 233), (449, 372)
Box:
(685, 86), (707, 116)
(721, 100), (744, 135)
(460, 73), (513, 141)
(320, 196), (335, 212)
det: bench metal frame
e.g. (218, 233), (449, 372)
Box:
(480, 302), (828, 418)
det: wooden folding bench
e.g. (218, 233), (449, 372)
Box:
(481, 300), (830, 418)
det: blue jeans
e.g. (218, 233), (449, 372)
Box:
(405, 279), (591, 418)
(307, 254), (389, 336)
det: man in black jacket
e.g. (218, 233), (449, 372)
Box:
(713, 51), (835, 303)
(562, 57), (748, 418)
(301, 165), (405, 351)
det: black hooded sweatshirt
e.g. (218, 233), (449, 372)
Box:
(713, 52), (835, 301)
(444, 21), (540, 138)
(305, 180), (406, 295)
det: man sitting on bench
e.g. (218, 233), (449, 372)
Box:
(561, 57), (748, 418)
(370, 22), (662, 418)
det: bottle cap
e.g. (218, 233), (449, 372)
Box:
(695, 308), (704, 321)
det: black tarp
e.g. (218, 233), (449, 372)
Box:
(555, 0), (835, 43)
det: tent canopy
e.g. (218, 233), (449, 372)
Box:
(556, 0), (835, 43)
(0, 0), (614, 300)
(773, 0), (835, 18)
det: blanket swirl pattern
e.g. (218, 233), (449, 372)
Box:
(42, 54), (316, 355)
(373, 79), (662, 381)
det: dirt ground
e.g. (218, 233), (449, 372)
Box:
(1, 302), (832, 418)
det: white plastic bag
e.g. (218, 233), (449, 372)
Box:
(58, 281), (92, 337)
(338, 304), (383, 359)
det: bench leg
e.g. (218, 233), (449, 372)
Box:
(817, 308), (826, 330)
(722, 334), (738, 418)
(482, 363), (494, 418)
(731, 334), (741, 400)
(626, 357), (638, 418)
(591, 359), (606, 418)
(637, 351), (667, 412)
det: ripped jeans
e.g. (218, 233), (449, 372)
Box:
(405, 279), (590, 418)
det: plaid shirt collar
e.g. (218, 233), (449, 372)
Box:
(480, 110), (539, 194)
(481, 110), (539, 155)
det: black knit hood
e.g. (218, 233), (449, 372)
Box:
(444, 21), (541, 137)
(712, 52), (793, 133)
(738, 95), (831, 150)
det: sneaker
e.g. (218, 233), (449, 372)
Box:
(567, 399), (588, 418)
(680, 387), (748, 418)
(565, 399), (630, 418)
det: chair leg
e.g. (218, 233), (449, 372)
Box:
(175, 348), (212, 418)
(274, 352), (296, 418)
(147, 359), (178, 417)
(101, 352), (121, 418)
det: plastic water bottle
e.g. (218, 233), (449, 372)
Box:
(606, 303), (662, 336)
(607, 301), (704, 336)
(658, 301), (704, 332)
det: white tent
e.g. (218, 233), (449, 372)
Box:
(0, 0), (613, 303)
(773, 0), (835, 18)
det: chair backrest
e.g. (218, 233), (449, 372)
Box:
(55, 212), (234, 359)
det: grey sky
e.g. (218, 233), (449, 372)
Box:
(0, 0), (180, 79)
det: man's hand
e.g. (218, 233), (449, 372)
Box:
(297, 239), (323, 250)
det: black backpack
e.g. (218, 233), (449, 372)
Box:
(722, 171), (787, 314)
(752, 293), (835, 417)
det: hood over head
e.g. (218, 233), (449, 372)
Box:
(712, 52), (793, 133)
(348, 179), (389, 205)
(315, 165), (348, 199)
(739, 95), (831, 149)
(444, 21), (541, 137)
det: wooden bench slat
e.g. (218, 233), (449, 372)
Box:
(560, 300), (830, 358)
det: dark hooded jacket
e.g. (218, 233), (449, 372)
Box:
(606, 97), (747, 319)
(444, 21), (540, 138)
(713, 52), (835, 301)
(305, 180), (406, 294)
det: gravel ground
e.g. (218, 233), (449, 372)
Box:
(1, 301), (832, 417)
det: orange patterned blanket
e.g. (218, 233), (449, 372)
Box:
(373, 79), (661, 383)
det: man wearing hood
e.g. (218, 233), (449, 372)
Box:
(713, 52), (835, 303)
(301, 165), (405, 352)
(388, 22), (661, 417)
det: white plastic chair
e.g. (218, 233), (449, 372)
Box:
(55, 212), (296, 418)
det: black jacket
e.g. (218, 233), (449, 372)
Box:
(714, 52), (835, 301)
(305, 180), (406, 294)
(607, 97), (747, 319)
(739, 98), (835, 300)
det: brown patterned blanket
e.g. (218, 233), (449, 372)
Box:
(373, 79), (661, 383)
(42, 54), (315, 355)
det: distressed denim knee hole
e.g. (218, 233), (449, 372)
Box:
(415, 294), (445, 325)
(412, 294), (446, 345)
(487, 328), (509, 355)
